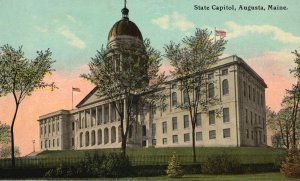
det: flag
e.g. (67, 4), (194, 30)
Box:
(215, 30), (226, 37)
(72, 87), (81, 92)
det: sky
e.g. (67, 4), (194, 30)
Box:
(0, 0), (299, 156)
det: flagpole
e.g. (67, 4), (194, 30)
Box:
(72, 87), (73, 110)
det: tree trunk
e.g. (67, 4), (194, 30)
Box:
(10, 103), (19, 168)
(192, 122), (196, 163)
(121, 136), (127, 156)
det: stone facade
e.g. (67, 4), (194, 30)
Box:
(38, 55), (267, 151)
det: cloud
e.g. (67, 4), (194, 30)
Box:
(152, 12), (194, 31)
(152, 15), (169, 30)
(34, 25), (48, 33)
(66, 15), (76, 23)
(57, 26), (86, 49)
(225, 21), (300, 44)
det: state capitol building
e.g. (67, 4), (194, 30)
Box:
(38, 4), (267, 151)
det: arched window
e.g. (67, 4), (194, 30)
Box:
(183, 90), (189, 104)
(104, 128), (109, 144)
(85, 131), (90, 147)
(80, 132), (83, 147)
(222, 79), (229, 95)
(142, 125), (146, 136)
(208, 83), (214, 98)
(98, 129), (102, 145)
(91, 130), (96, 146)
(111, 126), (116, 143)
(129, 125), (133, 138)
(171, 92), (177, 107)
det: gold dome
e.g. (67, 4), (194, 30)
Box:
(108, 7), (143, 41)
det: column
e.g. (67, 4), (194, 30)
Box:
(96, 106), (98, 125)
(109, 103), (111, 123)
(102, 105), (105, 124)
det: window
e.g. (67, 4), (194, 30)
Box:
(184, 115), (189, 129)
(255, 114), (257, 124)
(196, 132), (203, 141)
(248, 85), (251, 99)
(171, 92), (177, 107)
(246, 129), (249, 139)
(250, 112), (253, 125)
(44, 126), (46, 134)
(72, 122), (75, 131)
(53, 139), (55, 147)
(196, 113), (201, 127)
(223, 108), (229, 123)
(251, 131), (254, 140)
(172, 84), (177, 89)
(71, 137), (74, 146)
(40, 126), (43, 135)
(208, 73), (214, 80)
(222, 69), (228, 75)
(152, 139), (156, 146)
(49, 125), (51, 133)
(142, 140), (146, 147)
(253, 88), (255, 102)
(209, 110), (215, 125)
(209, 130), (216, 139)
(162, 122), (167, 134)
(243, 81), (246, 96)
(173, 135), (178, 143)
(142, 125), (146, 136)
(52, 124), (55, 132)
(57, 122), (59, 132)
(208, 83), (214, 98)
(41, 141), (43, 149)
(152, 123), (156, 136)
(162, 138), (167, 145)
(245, 109), (248, 123)
(223, 128), (230, 138)
(172, 117), (177, 130)
(184, 133), (190, 142)
(222, 79), (229, 95)
(183, 90), (189, 104)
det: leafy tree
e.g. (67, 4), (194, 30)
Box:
(0, 121), (9, 144)
(164, 29), (226, 162)
(0, 45), (55, 167)
(82, 39), (165, 154)
(0, 122), (21, 158)
(288, 49), (300, 149)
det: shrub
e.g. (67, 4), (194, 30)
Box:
(281, 149), (300, 178)
(44, 152), (133, 178)
(201, 152), (241, 174)
(166, 153), (184, 178)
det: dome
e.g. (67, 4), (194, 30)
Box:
(107, 6), (143, 41)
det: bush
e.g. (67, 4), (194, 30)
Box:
(44, 152), (133, 178)
(166, 153), (184, 178)
(202, 152), (241, 174)
(281, 149), (300, 178)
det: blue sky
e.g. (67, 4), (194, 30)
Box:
(1, 0), (299, 71)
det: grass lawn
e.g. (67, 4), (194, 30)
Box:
(101, 173), (296, 181)
(36, 147), (286, 165)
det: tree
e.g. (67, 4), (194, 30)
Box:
(82, 39), (165, 154)
(164, 29), (226, 162)
(0, 121), (9, 145)
(166, 153), (184, 178)
(0, 45), (55, 167)
(288, 49), (300, 149)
